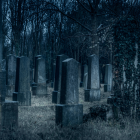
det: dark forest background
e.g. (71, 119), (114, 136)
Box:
(0, 0), (140, 82)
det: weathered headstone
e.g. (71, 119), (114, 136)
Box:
(1, 59), (6, 71)
(104, 64), (112, 92)
(52, 54), (68, 103)
(51, 63), (56, 88)
(80, 64), (88, 87)
(6, 54), (16, 96)
(30, 68), (34, 86)
(84, 64), (88, 74)
(78, 63), (81, 87)
(0, 70), (6, 102)
(34, 55), (42, 83)
(36, 57), (47, 96)
(55, 58), (83, 127)
(2, 100), (18, 129)
(84, 73), (88, 90)
(31, 82), (37, 95)
(85, 54), (100, 102)
(13, 56), (31, 106)
(0, 68), (18, 129)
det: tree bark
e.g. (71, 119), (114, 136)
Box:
(0, 0), (3, 62)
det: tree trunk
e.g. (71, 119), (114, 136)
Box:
(0, 0), (3, 61)
(91, 15), (99, 57)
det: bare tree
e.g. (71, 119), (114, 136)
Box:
(0, 0), (3, 61)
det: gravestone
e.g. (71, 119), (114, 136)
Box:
(36, 57), (47, 96)
(6, 54), (16, 96)
(78, 63), (81, 87)
(0, 68), (18, 129)
(55, 58), (83, 127)
(1, 59), (6, 70)
(34, 55), (42, 83)
(51, 63), (56, 88)
(13, 56), (31, 106)
(32, 56), (47, 96)
(0, 70), (6, 102)
(52, 54), (68, 103)
(80, 64), (88, 87)
(104, 64), (112, 92)
(30, 69), (34, 86)
(85, 54), (100, 102)
(2, 100), (18, 129)
(84, 73), (88, 90)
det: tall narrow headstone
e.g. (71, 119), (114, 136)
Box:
(36, 57), (47, 96)
(84, 73), (88, 90)
(30, 69), (34, 86)
(51, 63), (56, 88)
(6, 54), (16, 96)
(1, 59), (6, 71)
(13, 56), (31, 106)
(104, 64), (112, 92)
(80, 64), (88, 87)
(34, 55), (42, 83)
(0, 68), (18, 129)
(52, 54), (68, 103)
(55, 58), (83, 127)
(85, 54), (100, 102)
(78, 63), (81, 87)
(2, 100), (18, 129)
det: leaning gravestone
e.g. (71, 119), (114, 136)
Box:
(55, 58), (83, 127)
(52, 54), (68, 103)
(0, 67), (18, 129)
(85, 54), (100, 102)
(6, 54), (16, 96)
(13, 56), (31, 106)
(104, 64), (112, 92)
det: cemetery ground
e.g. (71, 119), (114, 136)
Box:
(1, 84), (140, 140)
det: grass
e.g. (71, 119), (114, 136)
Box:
(2, 84), (140, 140)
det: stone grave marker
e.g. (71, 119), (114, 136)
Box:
(85, 54), (100, 102)
(80, 64), (88, 87)
(32, 56), (47, 96)
(55, 58), (83, 127)
(13, 56), (31, 106)
(104, 64), (112, 92)
(0, 67), (18, 129)
(6, 54), (16, 96)
(84, 73), (88, 90)
(52, 54), (68, 103)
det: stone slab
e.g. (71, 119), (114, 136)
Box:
(84, 73), (88, 90)
(87, 54), (100, 89)
(13, 91), (31, 106)
(85, 89), (100, 102)
(104, 84), (110, 92)
(36, 83), (47, 96)
(2, 100), (18, 129)
(52, 91), (59, 104)
(55, 104), (83, 127)
(6, 85), (15, 97)
(60, 58), (79, 104)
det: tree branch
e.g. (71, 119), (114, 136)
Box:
(42, 8), (92, 33)
(76, 0), (91, 13)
